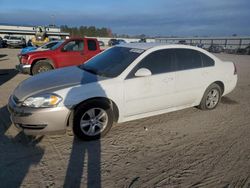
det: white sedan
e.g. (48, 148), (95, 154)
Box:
(8, 43), (237, 140)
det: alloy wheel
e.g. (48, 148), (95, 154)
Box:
(79, 108), (108, 136)
(206, 89), (219, 109)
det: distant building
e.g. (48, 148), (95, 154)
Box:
(0, 24), (69, 41)
(155, 36), (250, 49)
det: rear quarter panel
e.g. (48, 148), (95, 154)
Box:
(215, 60), (237, 95)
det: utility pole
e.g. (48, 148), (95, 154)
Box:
(51, 14), (55, 27)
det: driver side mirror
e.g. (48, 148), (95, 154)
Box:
(135, 68), (152, 77)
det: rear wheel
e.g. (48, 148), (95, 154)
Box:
(32, 60), (53, 75)
(198, 83), (222, 110)
(73, 101), (114, 140)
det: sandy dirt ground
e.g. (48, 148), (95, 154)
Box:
(0, 48), (250, 188)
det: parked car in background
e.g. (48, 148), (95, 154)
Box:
(20, 40), (63, 55)
(191, 43), (204, 49)
(98, 40), (105, 47)
(208, 44), (224, 53)
(117, 39), (126, 44)
(224, 46), (237, 54)
(3, 35), (10, 44)
(139, 38), (147, 43)
(4, 35), (26, 48)
(8, 43), (237, 140)
(178, 40), (187, 45)
(16, 37), (102, 75)
(108, 39), (119, 46)
(0, 37), (6, 48)
(236, 45), (250, 55)
(108, 39), (127, 46)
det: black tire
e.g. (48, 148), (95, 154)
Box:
(198, 83), (222, 110)
(73, 100), (114, 140)
(32, 60), (53, 75)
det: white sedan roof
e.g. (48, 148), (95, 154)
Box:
(118, 42), (193, 50)
(117, 42), (220, 62)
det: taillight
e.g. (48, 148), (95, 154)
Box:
(233, 62), (237, 75)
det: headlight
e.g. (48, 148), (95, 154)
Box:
(22, 94), (62, 108)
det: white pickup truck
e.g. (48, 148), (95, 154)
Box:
(3, 35), (26, 48)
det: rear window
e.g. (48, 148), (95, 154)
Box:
(175, 49), (202, 70)
(87, 39), (97, 51)
(201, 53), (215, 67)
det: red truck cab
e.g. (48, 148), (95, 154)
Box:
(17, 37), (102, 75)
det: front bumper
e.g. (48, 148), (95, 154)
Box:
(7, 95), (71, 135)
(7, 42), (25, 48)
(16, 64), (31, 74)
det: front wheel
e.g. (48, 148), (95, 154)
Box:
(73, 101), (114, 140)
(198, 83), (222, 110)
(32, 60), (53, 75)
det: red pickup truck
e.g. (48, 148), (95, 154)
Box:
(16, 37), (102, 75)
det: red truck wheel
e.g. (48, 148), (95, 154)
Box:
(32, 60), (53, 75)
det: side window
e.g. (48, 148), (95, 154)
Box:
(175, 49), (202, 70)
(200, 53), (215, 67)
(63, 40), (84, 52)
(127, 49), (174, 78)
(88, 40), (97, 51)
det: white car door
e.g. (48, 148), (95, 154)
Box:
(123, 49), (176, 117)
(174, 49), (206, 107)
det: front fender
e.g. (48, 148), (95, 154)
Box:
(30, 56), (55, 69)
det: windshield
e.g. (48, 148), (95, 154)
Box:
(39, 41), (57, 49)
(50, 41), (64, 50)
(10, 36), (22, 40)
(80, 47), (144, 78)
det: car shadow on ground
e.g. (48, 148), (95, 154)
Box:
(221, 96), (239, 105)
(0, 105), (44, 187)
(0, 54), (8, 59)
(64, 138), (101, 188)
(63, 69), (103, 188)
(0, 58), (9, 61)
(0, 69), (19, 86)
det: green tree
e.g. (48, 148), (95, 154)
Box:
(60, 25), (112, 37)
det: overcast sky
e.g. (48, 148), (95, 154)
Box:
(0, 0), (249, 36)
